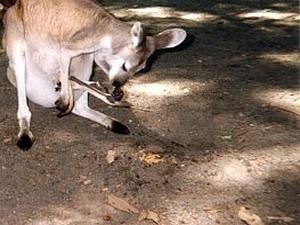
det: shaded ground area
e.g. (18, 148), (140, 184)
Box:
(0, 0), (299, 224)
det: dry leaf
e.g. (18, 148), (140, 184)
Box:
(139, 211), (148, 221)
(91, 123), (100, 128)
(267, 216), (295, 223)
(101, 187), (109, 192)
(139, 210), (160, 224)
(102, 214), (111, 221)
(139, 152), (165, 165)
(83, 179), (92, 185)
(106, 150), (116, 164)
(3, 137), (12, 144)
(219, 135), (232, 141)
(107, 194), (139, 214)
(238, 207), (265, 225)
(146, 210), (160, 224)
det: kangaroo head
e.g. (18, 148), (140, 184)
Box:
(95, 22), (187, 89)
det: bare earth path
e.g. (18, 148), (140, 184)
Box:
(0, 1), (299, 225)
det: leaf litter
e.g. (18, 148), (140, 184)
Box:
(238, 207), (265, 225)
(107, 194), (161, 224)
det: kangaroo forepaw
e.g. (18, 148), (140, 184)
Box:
(55, 96), (74, 117)
(111, 87), (124, 101)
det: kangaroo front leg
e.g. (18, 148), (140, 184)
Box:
(70, 76), (130, 107)
(72, 92), (130, 134)
(8, 41), (34, 150)
(55, 57), (74, 117)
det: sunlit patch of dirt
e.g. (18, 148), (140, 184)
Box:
(109, 6), (219, 23)
(254, 89), (300, 117)
(259, 52), (300, 67)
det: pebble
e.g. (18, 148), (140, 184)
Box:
(83, 180), (92, 186)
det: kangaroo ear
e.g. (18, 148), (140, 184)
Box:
(155, 28), (187, 49)
(131, 22), (144, 48)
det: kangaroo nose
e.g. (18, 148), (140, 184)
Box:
(111, 87), (124, 101)
(112, 80), (122, 88)
(111, 73), (129, 88)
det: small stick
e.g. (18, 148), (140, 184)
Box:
(130, 106), (152, 112)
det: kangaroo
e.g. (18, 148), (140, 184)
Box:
(2, 0), (187, 150)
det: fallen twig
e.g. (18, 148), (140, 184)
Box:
(130, 106), (153, 112)
(267, 216), (295, 223)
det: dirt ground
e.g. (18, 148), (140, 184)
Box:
(0, 0), (299, 225)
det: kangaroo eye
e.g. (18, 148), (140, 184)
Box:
(122, 63), (128, 72)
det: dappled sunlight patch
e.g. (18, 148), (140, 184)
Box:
(167, 143), (300, 191)
(274, 14), (300, 26)
(254, 89), (300, 117)
(164, 203), (203, 225)
(212, 145), (300, 187)
(109, 6), (219, 23)
(126, 79), (208, 98)
(27, 196), (117, 225)
(49, 130), (82, 143)
(124, 78), (213, 140)
(29, 208), (98, 225)
(238, 9), (299, 26)
(259, 52), (300, 67)
(217, 158), (253, 185)
(271, 3), (290, 8)
(238, 9), (297, 20)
